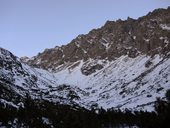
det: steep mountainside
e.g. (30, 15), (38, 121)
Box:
(26, 7), (170, 75)
(0, 47), (86, 109)
(1, 7), (170, 112)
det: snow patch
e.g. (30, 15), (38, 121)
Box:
(160, 24), (170, 30)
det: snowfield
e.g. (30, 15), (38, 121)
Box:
(1, 47), (170, 111)
(52, 54), (170, 111)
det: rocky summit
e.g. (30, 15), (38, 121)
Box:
(1, 7), (170, 113)
(26, 7), (170, 74)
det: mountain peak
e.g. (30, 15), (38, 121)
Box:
(0, 7), (170, 115)
(26, 7), (170, 74)
(0, 47), (16, 59)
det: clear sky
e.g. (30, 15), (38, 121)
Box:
(0, 0), (170, 57)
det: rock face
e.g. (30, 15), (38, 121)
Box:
(27, 7), (170, 75)
(1, 7), (170, 111)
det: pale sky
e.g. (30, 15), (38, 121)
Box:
(0, 0), (170, 57)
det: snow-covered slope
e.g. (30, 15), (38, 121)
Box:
(0, 47), (86, 108)
(1, 7), (170, 111)
(1, 47), (170, 111)
(53, 54), (170, 111)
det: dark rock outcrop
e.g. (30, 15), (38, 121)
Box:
(26, 7), (170, 75)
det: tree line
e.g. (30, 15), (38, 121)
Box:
(0, 90), (170, 128)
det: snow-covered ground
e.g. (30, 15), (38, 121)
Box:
(1, 47), (170, 111)
(52, 54), (170, 111)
